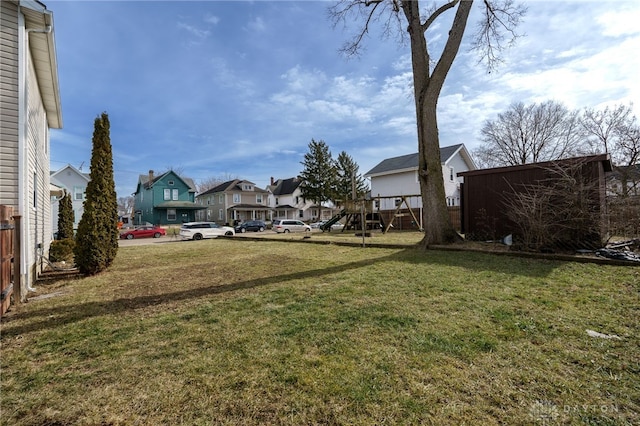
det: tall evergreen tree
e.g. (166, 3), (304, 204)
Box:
(299, 139), (337, 206)
(57, 191), (74, 240)
(334, 151), (368, 204)
(74, 112), (119, 275)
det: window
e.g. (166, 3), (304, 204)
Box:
(168, 180), (174, 186)
(233, 193), (241, 203)
(219, 194), (224, 204)
(299, 210), (304, 218)
(172, 189), (179, 200)
(164, 189), (171, 200)
(167, 209), (176, 221)
(74, 186), (84, 201)
(256, 194), (263, 203)
(275, 197), (279, 206)
(295, 196), (299, 204)
(218, 209), (223, 220)
(243, 184), (252, 190)
(449, 167), (455, 182)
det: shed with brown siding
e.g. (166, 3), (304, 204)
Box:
(458, 154), (612, 249)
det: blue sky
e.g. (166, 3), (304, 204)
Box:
(47, 0), (640, 198)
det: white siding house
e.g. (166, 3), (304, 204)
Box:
(364, 144), (476, 210)
(50, 164), (90, 235)
(266, 177), (325, 222)
(0, 0), (63, 297)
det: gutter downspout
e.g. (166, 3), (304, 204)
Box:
(18, 8), (53, 297)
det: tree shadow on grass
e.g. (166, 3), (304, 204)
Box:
(1, 246), (562, 338)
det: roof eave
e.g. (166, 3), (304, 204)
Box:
(365, 166), (418, 179)
(20, 1), (62, 128)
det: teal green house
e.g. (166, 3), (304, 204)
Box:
(133, 170), (205, 226)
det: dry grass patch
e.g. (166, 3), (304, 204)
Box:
(1, 239), (638, 425)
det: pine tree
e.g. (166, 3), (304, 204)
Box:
(334, 151), (368, 204)
(74, 113), (119, 275)
(57, 191), (74, 240)
(299, 139), (337, 205)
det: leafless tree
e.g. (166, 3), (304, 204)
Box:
(474, 101), (583, 168)
(503, 159), (604, 251)
(117, 195), (134, 214)
(196, 173), (239, 194)
(329, 0), (526, 246)
(581, 103), (640, 199)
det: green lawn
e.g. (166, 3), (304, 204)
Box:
(1, 239), (638, 425)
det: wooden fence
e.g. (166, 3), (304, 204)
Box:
(1, 205), (14, 316)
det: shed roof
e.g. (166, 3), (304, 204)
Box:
(457, 154), (612, 178)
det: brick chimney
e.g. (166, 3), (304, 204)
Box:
(270, 176), (274, 185)
(148, 170), (154, 182)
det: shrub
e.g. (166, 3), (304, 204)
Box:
(49, 239), (76, 263)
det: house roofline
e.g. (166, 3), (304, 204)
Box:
(20, 0), (62, 128)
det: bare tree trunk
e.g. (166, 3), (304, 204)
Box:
(403, 0), (472, 247)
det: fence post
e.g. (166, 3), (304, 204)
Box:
(13, 215), (22, 303)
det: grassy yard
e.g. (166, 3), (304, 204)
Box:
(1, 239), (638, 425)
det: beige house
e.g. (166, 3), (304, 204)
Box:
(195, 179), (270, 225)
(0, 0), (63, 296)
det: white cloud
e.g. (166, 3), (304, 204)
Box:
(177, 22), (210, 40)
(204, 14), (220, 25)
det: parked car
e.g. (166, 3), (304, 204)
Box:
(310, 221), (326, 229)
(235, 220), (267, 233)
(311, 220), (344, 230)
(272, 219), (312, 233)
(179, 222), (235, 240)
(120, 225), (166, 240)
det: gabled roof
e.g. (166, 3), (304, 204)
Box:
(50, 163), (90, 182)
(197, 179), (269, 197)
(138, 170), (197, 192)
(269, 177), (303, 196)
(364, 144), (476, 177)
(19, 0), (62, 128)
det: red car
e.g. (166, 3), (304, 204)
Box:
(120, 226), (166, 239)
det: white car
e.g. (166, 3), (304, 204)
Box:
(179, 222), (235, 240)
(272, 219), (312, 233)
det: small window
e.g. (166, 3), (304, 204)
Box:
(164, 189), (171, 200)
(168, 180), (175, 186)
(449, 167), (454, 182)
(299, 210), (303, 218)
(167, 209), (176, 221)
(218, 209), (223, 220)
(74, 186), (84, 201)
(233, 194), (240, 203)
(219, 194), (224, 204)
(172, 189), (179, 201)
(256, 194), (263, 203)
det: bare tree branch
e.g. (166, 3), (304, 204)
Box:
(471, 0), (527, 71)
(423, 0), (460, 32)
